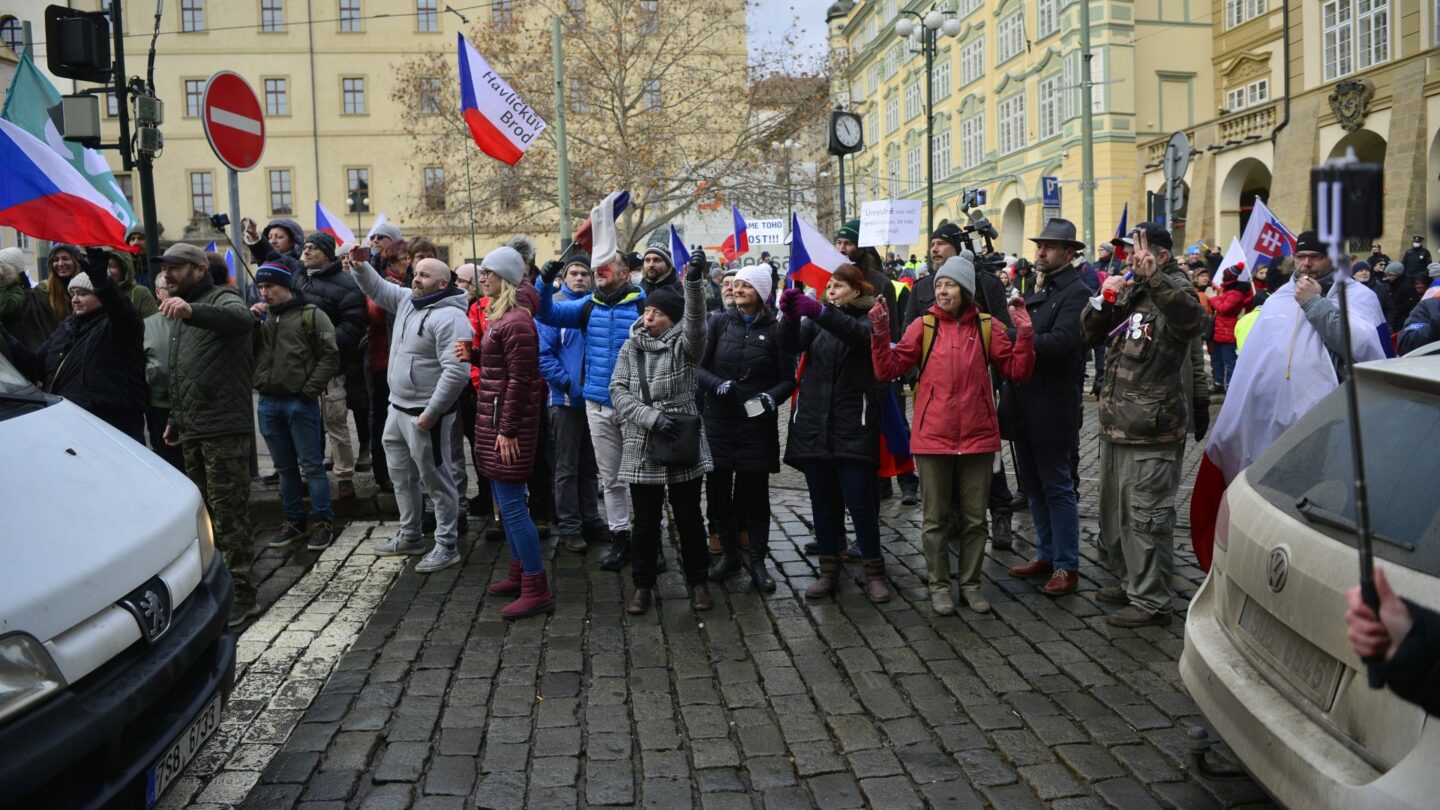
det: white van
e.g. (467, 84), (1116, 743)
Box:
(0, 351), (236, 808)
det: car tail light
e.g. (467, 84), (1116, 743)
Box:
(1214, 492), (1231, 555)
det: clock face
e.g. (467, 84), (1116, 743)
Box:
(835, 115), (862, 147)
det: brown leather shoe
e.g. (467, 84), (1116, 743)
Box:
(707, 532), (722, 555)
(1009, 558), (1054, 579)
(690, 584), (715, 611)
(337, 479), (356, 500)
(1041, 569), (1078, 597)
(805, 555), (841, 599)
(1096, 586), (1129, 606)
(862, 558), (893, 603)
(1106, 605), (1171, 628)
(625, 588), (653, 615)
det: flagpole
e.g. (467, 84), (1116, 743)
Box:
(553, 16), (571, 256)
(463, 143), (478, 261)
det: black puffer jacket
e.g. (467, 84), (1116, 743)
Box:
(781, 295), (880, 468)
(698, 307), (795, 473)
(998, 265), (1091, 446)
(293, 260), (367, 360)
(8, 271), (145, 420)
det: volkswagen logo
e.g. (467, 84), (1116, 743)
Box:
(1267, 547), (1290, 593)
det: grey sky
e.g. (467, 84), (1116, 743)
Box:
(747, 0), (834, 72)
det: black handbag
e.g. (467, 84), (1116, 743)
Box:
(636, 352), (701, 468)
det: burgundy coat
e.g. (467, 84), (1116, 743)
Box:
(472, 295), (544, 483)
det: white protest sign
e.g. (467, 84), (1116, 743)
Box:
(859, 199), (923, 247)
(749, 218), (787, 245)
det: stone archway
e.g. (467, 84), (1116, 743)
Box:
(1219, 157), (1273, 243)
(1327, 128), (1387, 164)
(1001, 197), (1026, 256)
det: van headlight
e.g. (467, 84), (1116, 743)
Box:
(197, 503), (217, 572)
(0, 633), (67, 723)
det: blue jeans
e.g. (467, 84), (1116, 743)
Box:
(1013, 440), (1079, 572)
(493, 480), (543, 574)
(1214, 342), (1237, 387)
(258, 395), (333, 522)
(802, 460), (882, 561)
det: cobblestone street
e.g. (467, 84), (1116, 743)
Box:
(166, 398), (1274, 810)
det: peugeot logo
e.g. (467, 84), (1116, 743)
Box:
(139, 590), (165, 634)
(1267, 547), (1289, 593)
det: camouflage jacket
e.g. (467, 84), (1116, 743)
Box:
(1081, 259), (1206, 445)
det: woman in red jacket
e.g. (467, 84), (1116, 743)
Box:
(1209, 267), (1253, 393)
(454, 246), (550, 619)
(870, 254), (1035, 616)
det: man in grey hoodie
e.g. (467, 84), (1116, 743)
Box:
(350, 252), (473, 572)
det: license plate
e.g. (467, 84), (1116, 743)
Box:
(1237, 596), (1342, 710)
(145, 691), (223, 809)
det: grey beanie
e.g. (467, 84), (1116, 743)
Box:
(642, 242), (673, 267)
(370, 221), (403, 242)
(1429, 262), (1440, 279)
(482, 246), (526, 286)
(934, 252), (976, 297)
(505, 234), (536, 266)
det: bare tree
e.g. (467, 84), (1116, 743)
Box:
(390, 0), (829, 255)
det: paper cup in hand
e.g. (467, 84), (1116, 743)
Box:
(744, 397), (766, 418)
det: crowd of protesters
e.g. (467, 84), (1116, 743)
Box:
(3, 205), (1431, 631)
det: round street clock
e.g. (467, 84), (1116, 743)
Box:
(828, 111), (863, 156)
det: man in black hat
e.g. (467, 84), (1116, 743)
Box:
(1081, 222), (1206, 627)
(1001, 218), (1091, 597)
(905, 220), (1019, 534)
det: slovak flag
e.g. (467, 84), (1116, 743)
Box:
(1110, 203), (1129, 263)
(787, 212), (848, 291)
(457, 33), (547, 166)
(668, 224), (691, 271)
(315, 200), (356, 247)
(0, 118), (135, 251)
(1238, 199), (1296, 271)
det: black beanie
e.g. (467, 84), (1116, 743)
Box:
(931, 222), (964, 253)
(645, 286), (684, 322)
(305, 232), (337, 260)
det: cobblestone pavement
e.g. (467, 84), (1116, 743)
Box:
(175, 396), (1268, 810)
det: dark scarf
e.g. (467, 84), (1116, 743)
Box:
(412, 283), (464, 310)
(593, 282), (638, 307)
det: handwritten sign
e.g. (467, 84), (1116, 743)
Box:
(749, 218), (787, 245)
(858, 200), (923, 247)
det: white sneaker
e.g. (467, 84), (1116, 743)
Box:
(372, 535), (426, 556)
(415, 544), (461, 573)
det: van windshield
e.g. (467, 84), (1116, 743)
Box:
(0, 351), (38, 396)
(1250, 369), (1440, 575)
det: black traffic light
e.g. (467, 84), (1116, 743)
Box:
(44, 5), (112, 84)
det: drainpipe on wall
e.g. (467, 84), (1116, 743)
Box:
(1269, 1), (1291, 146)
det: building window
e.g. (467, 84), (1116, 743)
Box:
(887, 155), (901, 199)
(1038, 74), (1061, 140)
(1225, 0), (1267, 29)
(184, 79), (205, 117)
(568, 77), (590, 113)
(339, 0), (361, 32)
(961, 38), (984, 86)
(1324, 0), (1389, 80)
(261, 0), (284, 31)
(1089, 51), (1106, 113)
(865, 110), (878, 143)
(106, 93), (119, 118)
(264, 78), (289, 116)
(0, 17), (20, 52)
(346, 168), (370, 212)
(868, 65), (880, 96)
(342, 77), (366, 114)
(997, 13), (1024, 64)
(885, 96), (899, 134)
(639, 0), (659, 34)
(423, 167), (446, 210)
(904, 79), (921, 121)
(492, 0), (513, 27)
(419, 77), (442, 115)
(933, 129), (952, 179)
(567, 0), (585, 28)
(934, 57), (951, 99)
(850, 78), (864, 105)
(116, 174), (135, 209)
(906, 145), (922, 193)
(884, 46), (897, 79)
(16, 231), (29, 250)
(960, 0), (981, 15)
(190, 171), (215, 216)
(416, 0), (438, 31)
(1224, 78), (1270, 111)
(269, 170), (294, 214)
(998, 92), (1026, 155)
(641, 79), (661, 111)
(1036, 0), (1059, 39)
(961, 114), (984, 169)
(181, 0), (205, 32)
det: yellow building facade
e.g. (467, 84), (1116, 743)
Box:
(1140, 1), (1440, 253)
(826, 0), (1213, 259)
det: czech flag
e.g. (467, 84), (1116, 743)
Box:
(316, 200), (356, 247)
(877, 388), (915, 478)
(0, 118), (135, 251)
(668, 224), (691, 271)
(572, 190), (630, 257)
(224, 248), (237, 284)
(1110, 202), (1129, 263)
(204, 240), (217, 253)
(731, 205), (749, 257)
(457, 33), (547, 166)
(787, 212), (847, 291)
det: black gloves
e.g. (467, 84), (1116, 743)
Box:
(541, 259), (563, 286)
(83, 247), (110, 286)
(653, 413), (681, 440)
(1193, 398), (1210, 442)
(686, 249), (707, 282)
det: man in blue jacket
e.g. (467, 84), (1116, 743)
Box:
(538, 252), (611, 554)
(537, 249), (650, 571)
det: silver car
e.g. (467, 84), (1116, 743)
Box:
(1181, 354), (1440, 809)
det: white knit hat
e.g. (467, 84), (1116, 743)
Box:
(67, 272), (96, 294)
(0, 247), (25, 282)
(734, 266), (773, 304)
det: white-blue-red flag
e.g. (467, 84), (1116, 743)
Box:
(573, 190), (629, 267)
(224, 248), (237, 284)
(731, 206), (749, 257)
(668, 225), (691, 271)
(1238, 199), (1296, 272)
(787, 213), (848, 291)
(315, 200), (356, 246)
(204, 240), (217, 253)
(0, 118), (135, 251)
(457, 33), (547, 166)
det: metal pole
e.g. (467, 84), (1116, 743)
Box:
(112, 1), (161, 270)
(924, 29), (935, 244)
(463, 145), (478, 260)
(1163, 144), (1174, 230)
(838, 154), (847, 222)
(1079, 0), (1096, 252)
(228, 169), (248, 296)
(552, 16), (571, 255)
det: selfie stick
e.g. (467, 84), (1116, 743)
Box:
(1315, 155), (1383, 690)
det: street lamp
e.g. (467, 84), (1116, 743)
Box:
(771, 138), (801, 217)
(347, 191), (371, 235)
(894, 4), (959, 243)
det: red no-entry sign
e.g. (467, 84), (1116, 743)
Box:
(201, 71), (265, 172)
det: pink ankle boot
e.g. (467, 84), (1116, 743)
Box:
(488, 559), (522, 596)
(502, 571), (555, 620)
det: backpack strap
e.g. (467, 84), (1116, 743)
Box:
(918, 311), (992, 380)
(979, 312), (992, 357)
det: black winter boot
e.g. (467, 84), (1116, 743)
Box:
(600, 531), (630, 572)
